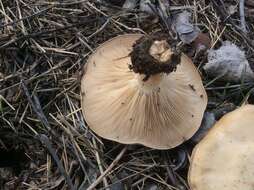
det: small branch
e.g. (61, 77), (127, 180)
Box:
(211, 0), (254, 51)
(92, 138), (110, 190)
(87, 146), (127, 190)
(0, 6), (53, 29)
(0, 17), (98, 48)
(239, 0), (247, 33)
(39, 135), (76, 190)
(20, 80), (50, 130)
(162, 152), (177, 186)
(20, 80), (75, 190)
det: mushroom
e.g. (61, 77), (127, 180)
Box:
(80, 33), (207, 149)
(188, 104), (254, 190)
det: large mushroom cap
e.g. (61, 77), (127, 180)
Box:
(81, 34), (207, 149)
(188, 104), (254, 190)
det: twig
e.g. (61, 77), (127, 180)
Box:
(92, 138), (110, 190)
(20, 80), (76, 190)
(0, 5), (54, 29)
(211, 0), (254, 51)
(86, 1), (146, 34)
(20, 80), (50, 130)
(0, 17), (98, 48)
(38, 134), (76, 190)
(34, 0), (88, 6)
(87, 146), (127, 190)
(239, 0), (247, 33)
(162, 152), (177, 187)
(0, 95), (15, 111)
(87, 18), (110, 39)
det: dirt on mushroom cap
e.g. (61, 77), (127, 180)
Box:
(129, 34), (181, 81)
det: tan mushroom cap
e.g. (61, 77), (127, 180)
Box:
(188, 104), (254, 190)
(81, 34), (207, 149)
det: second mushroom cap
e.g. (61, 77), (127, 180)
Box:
(188, 104), (254, 190)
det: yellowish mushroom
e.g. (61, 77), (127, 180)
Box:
(81, 34), (207, 149)
(188, 104), (254, 190)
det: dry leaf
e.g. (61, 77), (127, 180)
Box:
(172, 11), (200, 44)
(139, 0), (156, 15)
(123, 0), (138, 9)
(193, 32), (211, 52)
(204, 41), (254, 82)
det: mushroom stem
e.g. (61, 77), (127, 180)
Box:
(135, 73), (164, 93)
(129, 34), (181, 82)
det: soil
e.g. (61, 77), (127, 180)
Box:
(129, 34), (181, 81)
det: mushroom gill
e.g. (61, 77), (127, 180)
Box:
(81, 34), (207, 149)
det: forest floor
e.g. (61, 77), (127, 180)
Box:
(1, 0), (254, 189)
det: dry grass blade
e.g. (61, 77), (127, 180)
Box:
(39, 134), (76, 190)
(87, 146), (127, 190)
(20, 80), (50, 131)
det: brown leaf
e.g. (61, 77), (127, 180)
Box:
(246, 0), (254, 7)
(192, 32), (211, 52)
